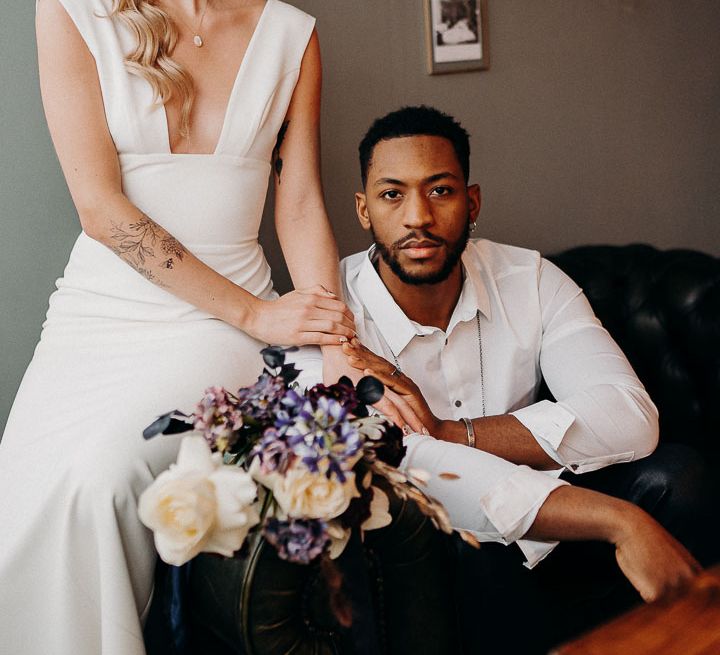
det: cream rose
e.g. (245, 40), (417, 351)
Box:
(139, 435), (259, 566)
(252, 458), (360, 520)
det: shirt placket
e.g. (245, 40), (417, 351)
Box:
(441, 321), (482, 421)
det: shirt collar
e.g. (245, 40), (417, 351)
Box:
(356, 244), (493, 356)
(357, 246), (419, 356)
(459, 245), (492, 322)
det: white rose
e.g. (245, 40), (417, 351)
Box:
(253, 458), (360, 520)
(139, 435), (259, 566)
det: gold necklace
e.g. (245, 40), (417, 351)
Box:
(172, 1), (211, 48)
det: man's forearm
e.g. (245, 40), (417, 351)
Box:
(521, 484), (700, 603)
(523, 485), (632, 542)
(437, 415), (559, 470)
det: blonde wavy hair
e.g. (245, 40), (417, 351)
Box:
(110, 0), (194, 137)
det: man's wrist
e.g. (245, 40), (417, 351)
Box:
(435, 419), (467, 444)
(596, 496), (643, 545)
(460, 417), (476, 448)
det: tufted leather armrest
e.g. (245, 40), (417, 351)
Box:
(547, 244), (720, 459)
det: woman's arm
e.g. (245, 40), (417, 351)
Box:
(270, 31), (424, 431)
(272, 30), (340, 298)
(270, 30), (357, 379)
(36, 0), (354, 346)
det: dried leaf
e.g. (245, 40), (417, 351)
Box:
(362, 470), (373, 489)
(438, 472), (461, 480)
(407, 468), (431, 485)
(458, 530), (482, 549)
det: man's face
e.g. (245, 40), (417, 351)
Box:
(356, 135), (480, 286)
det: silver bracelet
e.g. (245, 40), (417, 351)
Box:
(460, 417), (475, 448)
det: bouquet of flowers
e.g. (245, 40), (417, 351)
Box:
(138, 346), (461, 568)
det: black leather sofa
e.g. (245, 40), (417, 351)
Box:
(147, 243), (720, 655)
(548, 243), (719, 463)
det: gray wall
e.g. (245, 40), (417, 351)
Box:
(2, 0), (719, 432)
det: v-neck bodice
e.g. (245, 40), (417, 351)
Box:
(59, 0), (312, 160)
(53, 0), (315, 315)
(159, 0), (272, 157)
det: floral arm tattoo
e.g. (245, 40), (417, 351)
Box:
(109, 214), (186, 287)
(272, 120), (290, 184)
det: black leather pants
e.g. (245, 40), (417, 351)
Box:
(456, 443), (718, 655)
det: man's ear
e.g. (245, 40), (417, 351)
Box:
(467, 183), (481, 222)
(355, 192), (372, 231)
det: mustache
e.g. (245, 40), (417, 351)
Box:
(392, 231), (446, 250)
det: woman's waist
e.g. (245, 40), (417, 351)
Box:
(46, 233), (277, 323)
(119, 153), (270, 244)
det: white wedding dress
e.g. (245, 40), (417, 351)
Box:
(0, 1), (315, 653)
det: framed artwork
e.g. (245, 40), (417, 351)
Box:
(424, 0), (489, 74)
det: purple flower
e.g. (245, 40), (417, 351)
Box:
(306, 380), (361, 415)
(235, 372), (286, 423)
(193, 387), (243, 450)
(262, 518), (329, 564)
(279, 394), (363, 481)
(250, 427), (292, 474)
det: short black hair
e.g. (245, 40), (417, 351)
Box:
(358, 105), (471, 188)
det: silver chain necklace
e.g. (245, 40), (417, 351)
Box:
(390, 309), (486, 417)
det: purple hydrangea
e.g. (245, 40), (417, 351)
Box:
(262, 518), (329, 564)
(250, 427), (292, 474)
(235, 372), (286, 423)
(193, 387), (243, 449)
(277, 392), (362, 482)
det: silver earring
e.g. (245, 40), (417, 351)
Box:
(469, 221), (477, 233)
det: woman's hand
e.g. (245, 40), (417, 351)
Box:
(244, 285), (356, 346)
(341, 338), (439, 435)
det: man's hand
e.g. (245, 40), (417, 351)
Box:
(341, 338), (437, 434)
(612, 505), (701, 603)
(528, 486), (701, 603)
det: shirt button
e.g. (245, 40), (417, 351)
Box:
(570, 464), (579, 471)
(454, 400), (462, 407)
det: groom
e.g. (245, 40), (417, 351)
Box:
(333, 105), (711, 652)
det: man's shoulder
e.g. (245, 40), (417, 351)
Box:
(339, 248), (373, 313)
(466, 239), (543, 273)
(340, 249), (368, 274)
(340, 250), (369, 289)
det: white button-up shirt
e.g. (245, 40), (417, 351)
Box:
(336, 239), (659, 566)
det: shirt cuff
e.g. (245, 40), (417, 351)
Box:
(510, 400), (576, 465)
(516, 538), (559, 569)
(478, 465), (569, 547)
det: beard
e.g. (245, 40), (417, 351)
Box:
(371, 218), (470, 286)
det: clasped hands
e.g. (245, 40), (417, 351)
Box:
(242, 288), (429, 431)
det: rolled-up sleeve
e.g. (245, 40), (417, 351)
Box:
(511, 260), (659, 474)
(402, 433), (568, 568)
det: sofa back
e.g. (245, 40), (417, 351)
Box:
(548, 244), (720, 460)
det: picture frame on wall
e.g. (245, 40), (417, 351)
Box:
(424, 0), (489, 74)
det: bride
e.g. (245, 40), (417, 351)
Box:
(0, 1), (397, 653)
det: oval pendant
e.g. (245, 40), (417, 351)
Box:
(193, 34), (203, 47)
